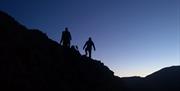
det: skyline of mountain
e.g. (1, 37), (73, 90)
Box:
(1, 10), (180, 91)
(1, 0), (179, 77)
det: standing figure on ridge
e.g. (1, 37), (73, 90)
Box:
(83, 37), (96, 58)
(60, 27), (72, 47)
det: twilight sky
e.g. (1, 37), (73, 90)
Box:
(0, 0), (179, 77)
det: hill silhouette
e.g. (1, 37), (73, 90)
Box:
(122, 66), (180, 91)
(0, 11), (125, 91)
(1, 11), (180, 91)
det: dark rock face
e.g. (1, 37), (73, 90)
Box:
(0, 11), (125, 91)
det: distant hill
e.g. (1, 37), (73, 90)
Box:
(0, 11), (125, 91)
(145, 66), (180, 90)
(122, 66), (180, 91)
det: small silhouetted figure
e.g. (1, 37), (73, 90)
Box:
(83, 37), (96, 58)
(60, 27), (72, 47)
(71, 45), (81, 56)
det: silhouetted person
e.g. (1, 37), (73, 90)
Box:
(83, 37), (96, 58)
(60, 27), (72, 47)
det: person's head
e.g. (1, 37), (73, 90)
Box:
(88, 37), (92, 41)
(65, 27), (68, 31)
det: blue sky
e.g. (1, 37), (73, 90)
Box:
(0, 0), (179, 77)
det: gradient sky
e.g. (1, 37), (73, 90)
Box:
(0, 0), (179, 77)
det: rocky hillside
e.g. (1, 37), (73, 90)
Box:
(0, 11), (125, 91)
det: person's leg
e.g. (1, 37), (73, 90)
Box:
(62, 41), (65, 46)
(67, 40), (70, 48)
(85, 48), (88, 56)
(63, 41), (67, 47)
(89, 49), (92, 58)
